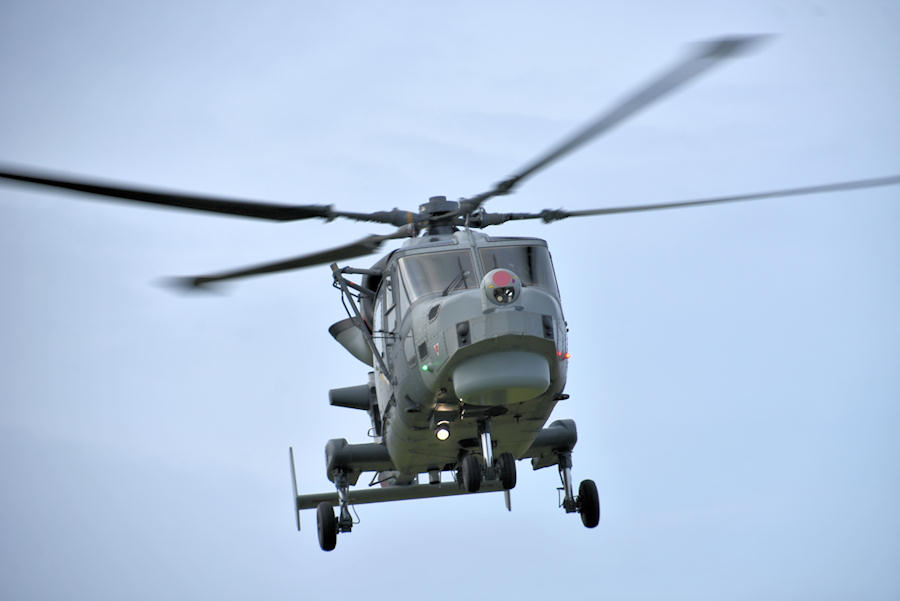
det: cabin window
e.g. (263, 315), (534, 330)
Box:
(479, 245), (559, 295)
(397, 251), (476, 302)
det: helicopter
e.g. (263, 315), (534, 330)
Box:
(1, 35), (898, 553)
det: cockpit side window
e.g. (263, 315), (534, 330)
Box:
(373, 295), (385, 356)
(397, 251), (476, 302)
(371, 275), (396, 354)
(479, 245), (559, 296)
(382, 276), (397, 333)
(393, 264), (411, 319)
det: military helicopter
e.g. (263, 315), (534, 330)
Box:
(2, 35), (898, 552)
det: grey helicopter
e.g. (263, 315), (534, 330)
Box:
(1, 35), (898, 552)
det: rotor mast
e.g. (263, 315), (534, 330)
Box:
(419, 195), (460, 235)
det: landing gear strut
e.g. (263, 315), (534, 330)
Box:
(479, 419), (494, 469)
(316, 471), (355, 551)
(458, 418), (517, 493)
(557, 451), (600, 528)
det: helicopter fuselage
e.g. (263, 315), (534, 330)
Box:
(349, 229), (569, 477)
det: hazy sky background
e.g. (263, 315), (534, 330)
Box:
(1, 2), (898, 599)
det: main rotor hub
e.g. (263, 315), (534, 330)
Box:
(420, 196), (458, 217)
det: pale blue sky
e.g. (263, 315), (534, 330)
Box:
(1, 2), (898, 599)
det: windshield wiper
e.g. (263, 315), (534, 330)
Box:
(442, 269), (471, 296)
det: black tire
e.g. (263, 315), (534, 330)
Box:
(316, 502), (337, 551)
(577, 479), (600, 528)
(495, 452), (517, 490)
(461, 454), (483, 493)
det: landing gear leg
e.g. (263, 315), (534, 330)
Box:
(335, 472), (353, 534)
(557, 451), (600, 528)
(558, 452), (577, 513)
(458, 419), (495, 493)
(317, 471), (354, 551)
(459, 418), (517, 495)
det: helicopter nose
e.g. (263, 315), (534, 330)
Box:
(453, 350), (551, 405)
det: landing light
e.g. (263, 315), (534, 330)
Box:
(434, 420), (451, 441)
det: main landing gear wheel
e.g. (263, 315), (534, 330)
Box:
(316, 502), (337, 551)
(495, 452), (517, 490)
(577, 479), (600, 528)
(461, 454), (483, 493)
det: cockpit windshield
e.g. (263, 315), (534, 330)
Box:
(397, 250), (476, 302)
(479, 245), (559, 295)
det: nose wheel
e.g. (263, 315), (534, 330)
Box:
(460, 454), (483, 492)
(458, 419), (518, 493)
(495, 451), (517, 489)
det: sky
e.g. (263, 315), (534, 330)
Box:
(1, 1), (898, 599)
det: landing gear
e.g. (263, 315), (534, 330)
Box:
(316, 502), (337, 551)
(577, 479), (600, 528)
(293, 417), (596, 550)
(495, 452), (517, 490)
(459, 451), (517, 493)
(461, 454), (483, 493)
(459, 419), (519, 494)
(315, 471), (355, 551)
(557, 451), (600, 528)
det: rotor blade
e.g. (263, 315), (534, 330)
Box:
(461, 35), (770, 212)
(164, 227), (412, 289)
(529, 175), (900, 222)
(0, 164), (417, 225)
(289, 447), (301, 531)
